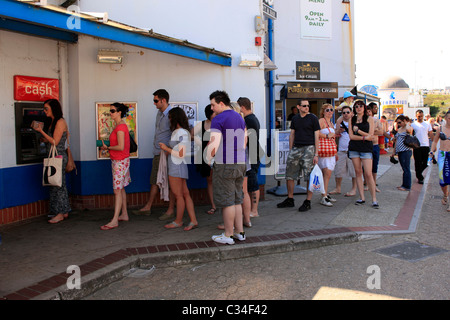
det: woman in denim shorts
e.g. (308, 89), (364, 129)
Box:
(348, 101), (379, 208)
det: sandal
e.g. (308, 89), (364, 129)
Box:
(206, 208), (217, 215)
(164, 221), (183, 229)
(48, 216), (64, 224)
(100, 224), (118, 230)
(442, 195), (448, 205)
(183, 222), (198, 231)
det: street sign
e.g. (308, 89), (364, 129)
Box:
(263, 4), (277, 20)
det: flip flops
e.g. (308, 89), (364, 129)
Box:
(184, 222), (198, 231)
(100, 224), (118, 230)
(164, 221), (183, 229)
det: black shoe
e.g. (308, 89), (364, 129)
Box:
(298, 200), (311, 212)
(418, 180), (424, 184)
(277, 197), (294, 208)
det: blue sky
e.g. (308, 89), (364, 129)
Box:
(354, 0), (450, 90)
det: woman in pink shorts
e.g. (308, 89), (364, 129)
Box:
(100, 102), (131, 230)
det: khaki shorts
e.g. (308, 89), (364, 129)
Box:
(212, 163), (246, 208)
(150, 154), (160, 185)
(285, 145), (315, 181)
(335, 151), (356, 178)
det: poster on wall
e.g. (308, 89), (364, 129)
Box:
(274, 130), (291, 180)
(96, 102), (138, 160)
(300, 0), (332, 40)
(170, 102), (198, 129)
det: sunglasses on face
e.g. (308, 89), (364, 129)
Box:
(342, 111), (351, 114)
(153, 99), (159, 103)
(110, 109), (117, 114)
(324, 108), (333, 112)
(355, 104), (364, 108)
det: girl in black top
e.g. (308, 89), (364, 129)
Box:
(348, 100), (379, 208)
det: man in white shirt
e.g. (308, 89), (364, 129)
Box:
(411, 109), (433, 184)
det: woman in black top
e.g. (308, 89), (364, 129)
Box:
(348, 100), (379, 208)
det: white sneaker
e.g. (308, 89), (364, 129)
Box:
(233, 232), (246, 241)
(212, 233), (235, 245)
(320, 196), (333, 207)
(326, 195), (337, 202)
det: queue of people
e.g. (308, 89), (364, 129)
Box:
(276, 92), (446, 213)
(34, 90), (447, 244)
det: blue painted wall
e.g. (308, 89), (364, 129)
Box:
(0, 158), (265, 210)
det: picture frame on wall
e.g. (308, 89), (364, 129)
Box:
(96, 101), (138, 160)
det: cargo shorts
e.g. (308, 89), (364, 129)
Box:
(212, 163), (246, 208)
(285, 145), (315, 181)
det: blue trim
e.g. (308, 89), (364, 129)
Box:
(0, 17), (78, 43)
(0, 0), (231, 66)
(0, 158), (266, 210)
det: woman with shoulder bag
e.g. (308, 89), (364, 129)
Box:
(317, 104), (338, 207)
(99, 103), (132, 230)
(33, 99), (71, 224)
(393, 115), (413, 191)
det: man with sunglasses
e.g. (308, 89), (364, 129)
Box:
(277, 99), (320, 212)
(136, 89), (175, 220)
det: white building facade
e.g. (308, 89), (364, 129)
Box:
(0, 0), (355, 225)
(270, 0), (355, 129)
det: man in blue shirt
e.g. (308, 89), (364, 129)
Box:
(136, 89), (175, 220)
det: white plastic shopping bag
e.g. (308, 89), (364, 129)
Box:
(308, 164), (325, 194)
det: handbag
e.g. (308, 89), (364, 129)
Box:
(318, 123), (337, 157)
(43, 144), (63, 187)
(65, 132), (77, 174)
(404, 134), (420, 149)
(129, 132), (138, 153)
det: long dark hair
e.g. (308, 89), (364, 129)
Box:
(352, 100), (368, 124)
(168, 107), (189, 131)
(43, 99), (63, 134)
(111, 102), (129, 118)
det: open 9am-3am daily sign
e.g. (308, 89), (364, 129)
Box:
(300, 0), (332, 40)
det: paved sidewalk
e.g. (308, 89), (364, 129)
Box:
(0, 154), (433, 300)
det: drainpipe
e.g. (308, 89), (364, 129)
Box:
(268, 18), (274, 156)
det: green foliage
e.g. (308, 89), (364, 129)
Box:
(424, 94), (450, 117)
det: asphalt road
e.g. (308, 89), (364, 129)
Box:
(84, 190), (449, 301)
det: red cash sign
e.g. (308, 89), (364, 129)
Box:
(14, 75), (60, 102)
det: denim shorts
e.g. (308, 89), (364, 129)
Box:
(348, 150), (373, 160)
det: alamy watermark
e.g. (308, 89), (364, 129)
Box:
(366, 265), (381, 290)
(66, 265), (81, 290)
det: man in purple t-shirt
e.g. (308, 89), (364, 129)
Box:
(206, 90), (246, 245)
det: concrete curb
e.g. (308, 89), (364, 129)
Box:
(35, 231), (359, 300)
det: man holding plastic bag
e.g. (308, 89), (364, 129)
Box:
(277, 99), (321, 212)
